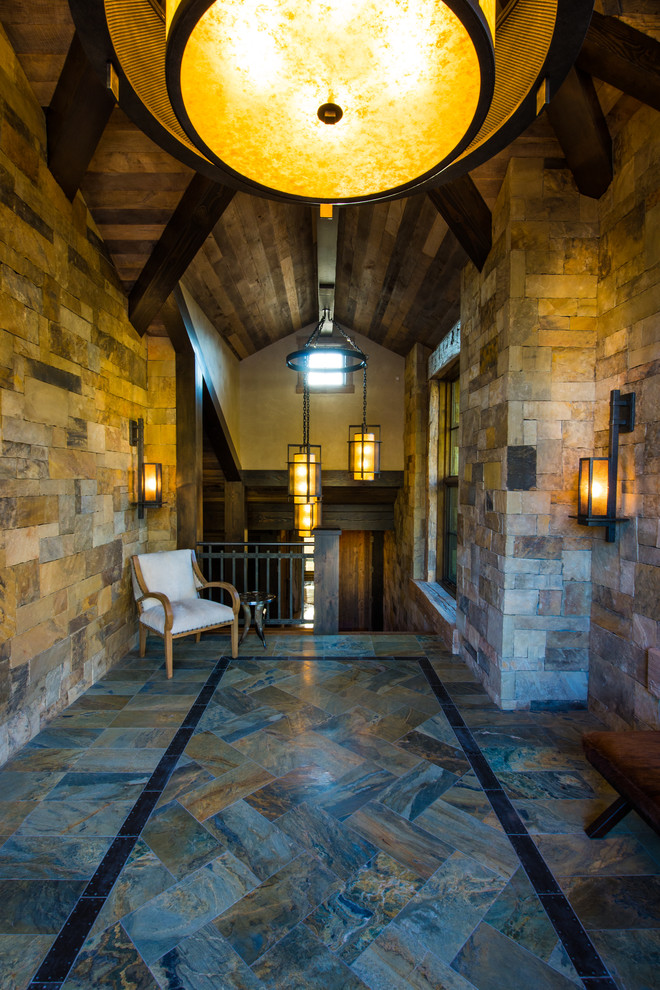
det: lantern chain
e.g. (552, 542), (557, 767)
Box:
(362, 367), (368, 431)
(303, 375), (310, 449)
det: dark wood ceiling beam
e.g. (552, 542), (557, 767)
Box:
(46, 32), (116, 201)
(547, 66), (613, 200)
(577, 11), (660, 113)
(427, 176), (492, 272)
(128, 174), (235, 336)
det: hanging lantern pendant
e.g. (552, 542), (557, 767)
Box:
(348, 367), (381, 480)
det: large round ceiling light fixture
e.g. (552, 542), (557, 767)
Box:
(70, 0), (595, 204)
(164, 0), (495, 201)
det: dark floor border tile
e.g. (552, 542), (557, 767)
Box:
(27, 655), (232, 988)
(538, 895), (610, 978)
(417, 657), (618, 990)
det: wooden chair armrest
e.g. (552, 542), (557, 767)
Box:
(136, 591), (174, 631)
(200, 581), (241, 614)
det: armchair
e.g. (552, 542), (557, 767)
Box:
(131, 549), (240, 678)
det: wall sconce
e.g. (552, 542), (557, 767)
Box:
(130, 418), (163, 519)
(575, 389), (635, 542)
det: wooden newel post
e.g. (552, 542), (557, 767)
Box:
(313, 528), (341, 634)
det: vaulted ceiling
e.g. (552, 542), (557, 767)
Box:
(1, 1), (658, 360)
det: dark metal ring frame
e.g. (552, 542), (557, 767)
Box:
(286, 316), (368, 373)
(68, 0), (595, 206)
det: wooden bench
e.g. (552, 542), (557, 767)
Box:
(582, 730), (660, 838)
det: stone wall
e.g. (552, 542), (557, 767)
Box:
(457, 104), (659, 722)
(459, 158), (601, 708)
(589, 104), (660, 729)
(0, 24), (176, 763)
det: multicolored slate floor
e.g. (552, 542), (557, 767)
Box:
(0, 632), (658, 989)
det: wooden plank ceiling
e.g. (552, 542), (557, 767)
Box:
(1, 1), (658, 360)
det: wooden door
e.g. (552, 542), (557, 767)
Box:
(339, 530), (382, 631)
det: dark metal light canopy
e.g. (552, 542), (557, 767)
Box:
(70, 0), (595, 205)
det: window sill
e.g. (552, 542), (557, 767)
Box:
(411, 580), (459, 654)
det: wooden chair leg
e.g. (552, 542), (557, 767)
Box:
(585, 795), (631, 838)
(231, 617), (238, 658)
(139, 624), (147, 657)
(165, 633), (173, 679)
(195, 631), (202, 643)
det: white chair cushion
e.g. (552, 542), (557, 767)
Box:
(135, 549), (202, 610)
(140, 598), (235, 636)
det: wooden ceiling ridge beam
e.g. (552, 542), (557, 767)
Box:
(172, 287), (242, 482)
(547, 65), (613, 200)
(129, 173), (235, 336)
(46, 32), (116, 201)
(427, 175), (492, 272)
(577, 11), (660, 113)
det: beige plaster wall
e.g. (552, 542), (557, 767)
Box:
(0, 25), (176, 763)
(239, 330), (405, 471)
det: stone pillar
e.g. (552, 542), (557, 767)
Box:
(314, 528), (340, 634)
(458, 159), (599, 709)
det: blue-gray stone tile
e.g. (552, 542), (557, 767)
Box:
(62, 921), (157, 989)
(213, 851), (340, 965)
(149, 923), (264, 989)
(123, 853), (259, 964)
(394, 852), (506, 962)
(204, 800), (297, 881)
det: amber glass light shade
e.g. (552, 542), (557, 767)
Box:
(165, 0), (495, 200)
(288, 447), (322, 504)
(294, 501), (321, 538)
(139, 462), (163, 507)
(348, 425), (381, 481)
(578, 457), (609, 520)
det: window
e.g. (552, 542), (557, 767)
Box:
(307, 349), (346, 387)
(442, 376), (459, 590)
(295, 341), (354, 393)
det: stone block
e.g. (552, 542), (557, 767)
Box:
(633, 563), (659, 620)
(40, 553), (85, 596)
(16, 495), (59, 528)
(502, 589), (539, 615)
(545, 647), (589, 671)
(632, 613), (657, 651)
(24, 377), (69, 427)
(5, 526), (39, 566)
(526, 273), (597, 299)
(563, 582), (591, 616)
(506, 446), (536, 491)
(513, 536), (562, 560)
(648, 648), (660, 698)
(49, 447), (97, 480)
(514, 670), (588, 706)
(539, 590), (562, 615)
(483, 461), (501, 489)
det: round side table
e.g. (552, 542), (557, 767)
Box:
(239, 592), (276, 649)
